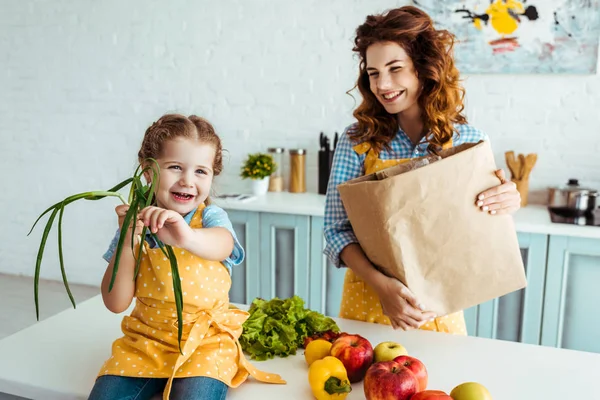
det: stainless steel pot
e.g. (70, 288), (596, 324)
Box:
(548, 179), (598, 216)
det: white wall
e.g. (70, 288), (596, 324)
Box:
(1, 0), (599, 286)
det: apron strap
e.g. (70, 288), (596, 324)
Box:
(162, 309), (286, 400)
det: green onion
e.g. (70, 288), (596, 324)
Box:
(29, 160), (185, 354)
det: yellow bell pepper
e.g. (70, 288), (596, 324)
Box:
(308, 356), (352, 400)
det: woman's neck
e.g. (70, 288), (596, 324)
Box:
(396, 105), (424, 145)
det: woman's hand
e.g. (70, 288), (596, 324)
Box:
(138, 206), (192, 248)
(376, 275), (437, 331)
(476, 169), (521, 215)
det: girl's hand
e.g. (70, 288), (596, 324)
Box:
(115, 205), (144, 247)
(476, 169), (521, 215)
(138, 206), (191, 248)
(376, 275), (437, 331)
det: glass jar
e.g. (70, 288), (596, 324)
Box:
(289, 149), (306, 193)
(267, 147), (285, 192)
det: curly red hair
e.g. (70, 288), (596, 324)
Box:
(349, 6), (467, 151)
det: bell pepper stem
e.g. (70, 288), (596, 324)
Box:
(324, 377), (351, 394)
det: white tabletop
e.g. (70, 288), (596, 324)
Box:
(1, 295), (600, 399)
(213, 193), (600, 240)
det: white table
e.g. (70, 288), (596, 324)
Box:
(1, 295), (600, 400)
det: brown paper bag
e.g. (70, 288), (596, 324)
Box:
(337, 140), (526, 316)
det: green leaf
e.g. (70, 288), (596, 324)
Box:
(167, 245), (184, 355)
(132, 226), (148, 281)
(150, 232), (169, 259)
(57, 202), (76, 310)
(28, 191), (127, 236)
(151, 233), (184, 355)
(240, 153), (276, 180)
(240, 295), (340, 360)
(109, 196), (139, 292)
(85, 178), (134, 200)
(34, 207), (60, 320)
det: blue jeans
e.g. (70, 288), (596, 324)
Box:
(88, 375), (229, 400)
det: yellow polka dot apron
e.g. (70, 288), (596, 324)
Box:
(338, 139), (467, 335)
(97, 204), (285, 399)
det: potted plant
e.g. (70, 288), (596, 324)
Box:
(240, 153), (276, 196)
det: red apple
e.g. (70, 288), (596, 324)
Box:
(393, 355), (428, 391)
(330, 334), (374, 383)
(410, 390), (452, 400)
(363, 360), (418, 400)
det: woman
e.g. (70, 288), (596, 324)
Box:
(324, 6), (521, 334)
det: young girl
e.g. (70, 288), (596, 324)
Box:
(324, 7), (521, 333)
(88, 114), (285, 400)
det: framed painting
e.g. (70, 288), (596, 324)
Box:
(413, 0), (600, 73)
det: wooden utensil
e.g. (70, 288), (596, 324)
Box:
(505, 151), (521, 180)
(518, 154), (526, 180)
(505, 151), (538, 206)
(523, 154), (538, 180)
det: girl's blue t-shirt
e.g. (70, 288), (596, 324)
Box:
(102, 205), (244, 272)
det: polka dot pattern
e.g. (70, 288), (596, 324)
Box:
(97, 204), (285, 400)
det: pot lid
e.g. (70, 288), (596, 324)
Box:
(552, 179), (599, 195)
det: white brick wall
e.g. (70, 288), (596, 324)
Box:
(1, 0), (599, 286)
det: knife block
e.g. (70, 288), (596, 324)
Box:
(318, 150), (333, 195)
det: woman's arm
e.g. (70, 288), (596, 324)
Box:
(323, 128), (364, 267)
(324, 129), (435, 330)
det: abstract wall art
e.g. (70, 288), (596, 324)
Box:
(413, 0), (600, 73)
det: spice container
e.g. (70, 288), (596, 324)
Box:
(289, 149), (306, 193)
(267, 147), (285, 192)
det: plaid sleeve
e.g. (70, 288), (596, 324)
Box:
(454, 123), (489, 145)
(323, 127), (363, 268)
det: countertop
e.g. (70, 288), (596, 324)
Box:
(213, 192), (600, 239)
(1, 295), (600, 400)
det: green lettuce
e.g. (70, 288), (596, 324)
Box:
(240, 295), (339, 361)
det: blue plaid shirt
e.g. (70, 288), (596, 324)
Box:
(102, 205), (244, 273)
(323, 123), (489, 268)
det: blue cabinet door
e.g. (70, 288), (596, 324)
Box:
(476, 232), (548, 344)
(309, 217), (346, 317)
(258, 213), (311, 303)
(226, 210), (260, 304)
(463, 306), (478, 337)
(541, 235), (600, 353)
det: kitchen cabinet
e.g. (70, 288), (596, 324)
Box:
(474, 232), (548, 344)
(309, 216), (351, 316)
(258, 212), (311, 302)
(227, 210), (260, 304)
(221, 200), (600, 355)
(541, 235), (600, 353)
(227, 210), (311, 305)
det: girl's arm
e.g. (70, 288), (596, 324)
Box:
(101, 205), (141, 313)
(196, 205), (245, 266)
(181, 226), (234, 261)
(138, 206), (239, 262)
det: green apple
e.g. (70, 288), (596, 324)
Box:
(373, 341), (408, 363)
(450, 382), (493, 400)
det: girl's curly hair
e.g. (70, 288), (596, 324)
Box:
(349, 6), (467, 152)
